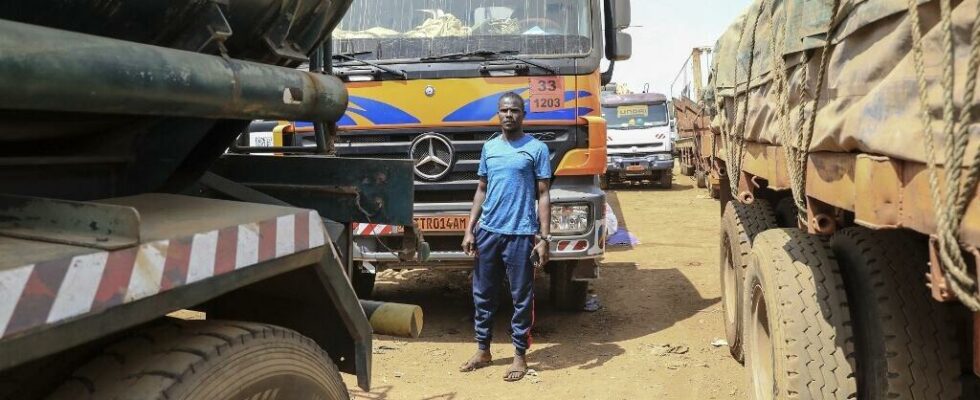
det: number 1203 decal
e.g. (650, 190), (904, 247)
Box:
(533, 97), (562, 109)
(528, 76), (564, 113)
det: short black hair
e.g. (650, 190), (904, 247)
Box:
(498, 92), (525, 111)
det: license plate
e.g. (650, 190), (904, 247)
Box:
(626, 165), (645, 172)
(414, 215), (469, 232)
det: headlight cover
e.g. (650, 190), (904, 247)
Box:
(551, 204), (591, 235)
(656, 153), (672, 161)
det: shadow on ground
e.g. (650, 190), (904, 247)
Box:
(350, 385), (458, 400)
(369, 261), (719, 373)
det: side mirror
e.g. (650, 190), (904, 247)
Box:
(612, 0), (631, 29)
(609, 31), (632, 61)
(604, 0), (632, 61)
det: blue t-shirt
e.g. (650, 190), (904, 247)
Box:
(477, 134), (552, 235)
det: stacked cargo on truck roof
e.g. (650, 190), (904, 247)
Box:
(0, 1), (424, 398)
(672, 0), (980, 398)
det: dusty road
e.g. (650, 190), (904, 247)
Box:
(343, 172), (747, 399)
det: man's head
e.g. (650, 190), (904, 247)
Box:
(497, 92), (525, 134)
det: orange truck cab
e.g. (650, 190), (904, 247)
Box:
(284, 0), (632, 309)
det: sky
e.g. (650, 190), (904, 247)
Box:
(607, 0), (752, 97)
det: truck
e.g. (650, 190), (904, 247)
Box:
(687, 0), (980, 398)
(279, 0), (634, 310)
(671, 47), (722, 197)
(0, 1), (422, 398)
(599, 90), (675, 189)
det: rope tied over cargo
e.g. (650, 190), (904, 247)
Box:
(756, 0), (838, 220)
(722, 1), (765, 198)
(907, 0), (980, 310)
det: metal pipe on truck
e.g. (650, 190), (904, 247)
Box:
(0, 20), (348, 122)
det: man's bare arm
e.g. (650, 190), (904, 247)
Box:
(462, 178), (488, 255)
(534, 179), (551, 265)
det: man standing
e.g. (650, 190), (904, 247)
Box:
(459, 92), (551, 382)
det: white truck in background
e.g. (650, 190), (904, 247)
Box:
(600, 90), (674, 189)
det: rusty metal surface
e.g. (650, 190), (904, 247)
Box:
(806, 153), (857, 212)
(737, 144), (980, 247)
(0, 195), (140, 250)
(740, 142), (791, 190)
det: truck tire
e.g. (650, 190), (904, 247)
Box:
(695, 171), (707, 188)
(830, 228), (962, 399)
(352, 266), (377, 298)
(682, 165), (696, 176)
(774, 197), (799, 228)
(550, 261), (589, 311)
(660, 172), (673, 189)
(599, 174), (609, 190)
(720, 200), (777, 363)
(742, 229), (857, 400)
(48, 319), (349, 400)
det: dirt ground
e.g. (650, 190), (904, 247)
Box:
(343, 171), (747, 399)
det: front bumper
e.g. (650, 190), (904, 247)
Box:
(606, 155), (675, 174)
(353, 176), (606, 268)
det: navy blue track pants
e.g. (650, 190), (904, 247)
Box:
(472, 227), (535, 355)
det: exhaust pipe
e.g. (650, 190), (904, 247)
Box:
(360, 300), (423, 339)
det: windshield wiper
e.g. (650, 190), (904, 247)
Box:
(331, 51), (408, 80)
(421, 50), (557, 75)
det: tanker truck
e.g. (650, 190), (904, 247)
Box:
(697, 0), (980, 398)
(0, 1), (423, 399)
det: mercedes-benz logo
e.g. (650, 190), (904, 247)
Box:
(410, 133), (454, 181)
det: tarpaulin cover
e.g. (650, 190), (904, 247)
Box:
(710, 0), (979, 166)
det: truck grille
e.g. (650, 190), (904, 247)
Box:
(298, 126), (581, 200)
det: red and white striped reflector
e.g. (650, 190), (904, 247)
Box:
(352, 223), (402, 236)
(0, 210), (326, 340)
(555, 240), (588, 252)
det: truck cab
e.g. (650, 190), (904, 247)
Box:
(600, 92), (674, 188)
(293, 0), (633, 310)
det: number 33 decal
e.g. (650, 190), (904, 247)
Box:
(536, 80), (558, 92)
(529, 77), (565, 112)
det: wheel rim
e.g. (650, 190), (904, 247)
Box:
(748, 283), (775, 400)
(722, 235), (738, 330)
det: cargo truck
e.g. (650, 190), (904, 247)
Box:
(280, 0), (634, 310)
(0, 1), (422, 398)
(671, 47), (722, 197)
(688, 1), (980, 398)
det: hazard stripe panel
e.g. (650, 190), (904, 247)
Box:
(0, 210), (326, 340)
(352, 223), (401, 236)
(555, 240), (588, 253)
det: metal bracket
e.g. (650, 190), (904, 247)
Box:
(805, 196), (838, 235)
(737, 170), (755, 203)
(398, 223), (430, 262)
(262, 0), (310, 63)
(0, 194), (140, 250)
(173, 1), (233, 55)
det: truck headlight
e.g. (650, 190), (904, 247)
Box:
(551, 204), (591, 235)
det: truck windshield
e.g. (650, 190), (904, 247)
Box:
(332, 0), (592, 63)
(601, 103), (670, 129)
